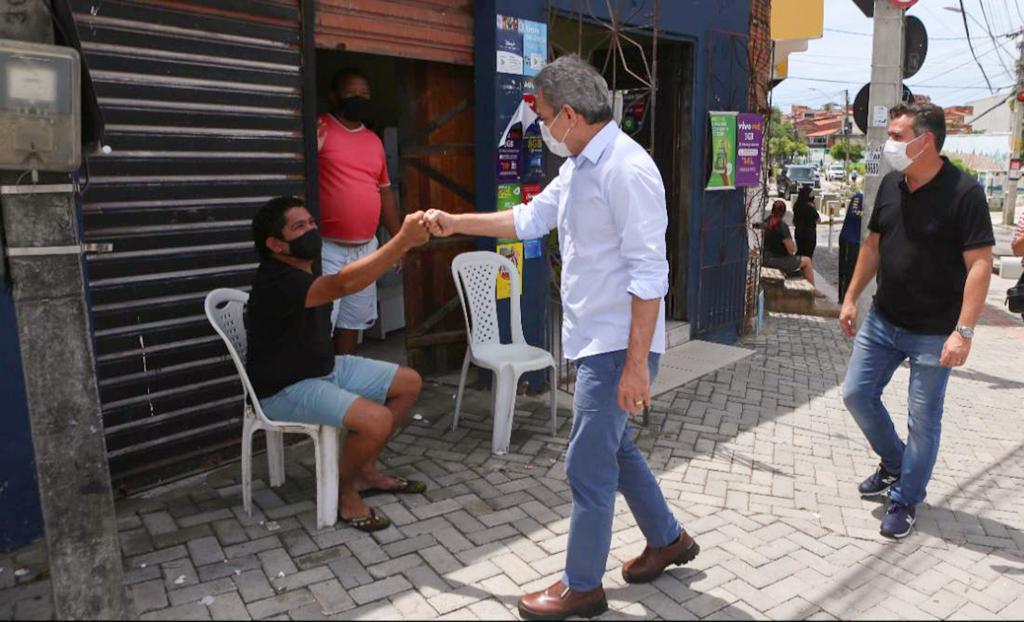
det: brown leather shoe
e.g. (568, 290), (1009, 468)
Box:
(517, 580), (608, 621)
(622, 530), (700, 584)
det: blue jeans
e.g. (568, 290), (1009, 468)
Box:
(563, 350), (681, 591)
(842, 306), (952, 506)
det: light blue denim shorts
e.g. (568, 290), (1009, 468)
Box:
(260, 355), (399, 427)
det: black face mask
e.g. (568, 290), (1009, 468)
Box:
(339, 96), (372, 123)
(283, 229), (322, 260)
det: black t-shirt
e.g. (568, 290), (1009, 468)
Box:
(246, 259), (334, 398)
(793, 199), (819, 232)
(868, 158), (994, 334)
(763, 221), (793, 258)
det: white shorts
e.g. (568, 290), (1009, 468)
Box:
(322, 238), (378, 331)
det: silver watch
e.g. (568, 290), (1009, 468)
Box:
(956, 325), (975, 340)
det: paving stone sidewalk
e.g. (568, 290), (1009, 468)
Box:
(3, 282), (1023, 621)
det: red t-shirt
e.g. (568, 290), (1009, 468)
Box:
(316, 114), (391, 242)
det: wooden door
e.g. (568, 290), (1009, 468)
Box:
(398, 60), (476, 373)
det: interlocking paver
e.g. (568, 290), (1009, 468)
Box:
(5, 278), (1024, 620)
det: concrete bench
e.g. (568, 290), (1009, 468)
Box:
(760, 266), (840, 318)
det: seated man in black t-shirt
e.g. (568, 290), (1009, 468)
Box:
(246, 196), (430, 532)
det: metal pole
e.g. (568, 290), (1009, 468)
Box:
(857, 0), (905, 324)
(1003, 37), (1024, 227)
(0, 0), (126, 618)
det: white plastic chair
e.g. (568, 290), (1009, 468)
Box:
(451, 252), (558, 454)
(204, 288), (340, 529)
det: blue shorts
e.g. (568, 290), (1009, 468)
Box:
(260, 356), (399, 427)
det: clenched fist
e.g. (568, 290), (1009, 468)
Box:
(424, 209), (457, 237)
(397, 211), (430, 248)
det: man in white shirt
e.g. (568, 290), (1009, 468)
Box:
(424, 55), (697, 621)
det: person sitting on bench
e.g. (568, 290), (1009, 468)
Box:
(761, 200), (825, 298)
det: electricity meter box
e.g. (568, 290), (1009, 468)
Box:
(0, 39), (81, 172)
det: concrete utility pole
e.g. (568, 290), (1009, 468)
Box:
(0, 0), (126, 618)
(857, 0), (905, 322)
(1003, 37), (1024, 227)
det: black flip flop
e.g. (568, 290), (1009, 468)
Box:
(360, 477), (428, 498)
(340, 508), (391, 533)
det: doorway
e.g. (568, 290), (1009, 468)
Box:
(547, 16), (695, 322)
(315, 50), (476, 371)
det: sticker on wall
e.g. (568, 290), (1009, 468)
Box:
(706, 111), (737, 191)
(522, 20), (547, 77)
(496, 15), (524, 75)
(498, 127), (522, 183)
(496, 242), (524, 300)
(497, 183), (521, 212)
(523, 238), (543, 260)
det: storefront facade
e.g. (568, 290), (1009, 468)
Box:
(1, 0), (759, 549)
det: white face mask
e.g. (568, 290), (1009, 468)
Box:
(539, 109), (573, 158)
(883, 133), (924, 172)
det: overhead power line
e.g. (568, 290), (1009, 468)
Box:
(824, 26), (1021, 40)
(785, 75), (1012, 90)
(958, 0), (995, 94)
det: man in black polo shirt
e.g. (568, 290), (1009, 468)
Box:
(840, 104), (994, 539)
(247, 197), (430, 532)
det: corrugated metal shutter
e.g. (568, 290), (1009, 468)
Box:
(72, 0), (312, 493)
(315, 0), (473, 66)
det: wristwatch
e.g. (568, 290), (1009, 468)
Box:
(956, 325), (975, 340)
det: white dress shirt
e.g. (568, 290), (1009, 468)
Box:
(513, 121), (669, 361)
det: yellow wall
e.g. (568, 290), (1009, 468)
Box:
(771, 0), (824, 41)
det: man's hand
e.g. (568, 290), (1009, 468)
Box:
(424, 209), (457, 237)
(396, 212), (430, 249)
(617, 360), (650, 417)
(839, 302), (858, 338)
(939, 331), (971, 368)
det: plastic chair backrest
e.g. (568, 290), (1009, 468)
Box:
(204, 288), (269, 422)
(451, 251), (524, 348)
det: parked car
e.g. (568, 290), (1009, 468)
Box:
(826, 163), (847, 181)
(777, 165), (820, 196)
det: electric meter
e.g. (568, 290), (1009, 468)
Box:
(0, 39), (81, 172)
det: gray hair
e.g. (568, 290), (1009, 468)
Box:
(534, 55), (612, 124)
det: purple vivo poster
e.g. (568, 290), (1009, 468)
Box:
(735, 113), (765, 188)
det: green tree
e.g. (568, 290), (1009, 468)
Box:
(768, 106), (809, 167)
(950, 157), (978, 179)
(829, 140), (864, 163)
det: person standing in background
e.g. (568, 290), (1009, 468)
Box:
(793, 185), (820, 259)
(838, 191), (864, 303)
(317, 68), (403, 355)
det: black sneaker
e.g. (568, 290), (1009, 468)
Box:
(858, 464), (899, 497)
(880, 500), (916, 539)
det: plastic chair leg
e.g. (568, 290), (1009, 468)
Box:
(318, 426), (340, 529)
(241, 416), (255, 517)
(266, 430), (285, 488)
(550, 364), (558, 437)
(311, 432), (324, 530)
(491, 367), (518, 455)
(452, 350), (471, 431)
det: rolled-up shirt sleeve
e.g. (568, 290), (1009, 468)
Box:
(608, 159), (669, 301)
(513, 174), (562, 240)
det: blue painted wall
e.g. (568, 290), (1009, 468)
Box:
(476, 0), (753, 346)
(0, 285), (43, 551)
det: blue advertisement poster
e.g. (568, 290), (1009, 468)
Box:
(496, 15), (524, 75)
(522, 20), (547, 77)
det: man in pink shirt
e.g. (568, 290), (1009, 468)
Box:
(317, 68), (402, 355)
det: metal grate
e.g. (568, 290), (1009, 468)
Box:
(73, 0), (310, 493)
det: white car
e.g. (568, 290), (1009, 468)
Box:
(825, 164), (846, 181)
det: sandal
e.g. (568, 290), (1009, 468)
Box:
(340, 508), (391, 533)
(360, 477), (428, 498)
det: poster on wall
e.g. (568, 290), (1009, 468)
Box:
(496, 242), (524, 300)
(498, 127), (522, 182)
(521, 183), (544, 259)
(735, 113), (765, 187)
(522, 20), (547, 77)
(496, 15), (524, 75)
(706, 111), (737, 191)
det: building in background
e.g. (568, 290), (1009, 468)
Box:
(967, 92), (1016, 134)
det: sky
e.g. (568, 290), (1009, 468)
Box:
(771, 0), (1024, 113)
